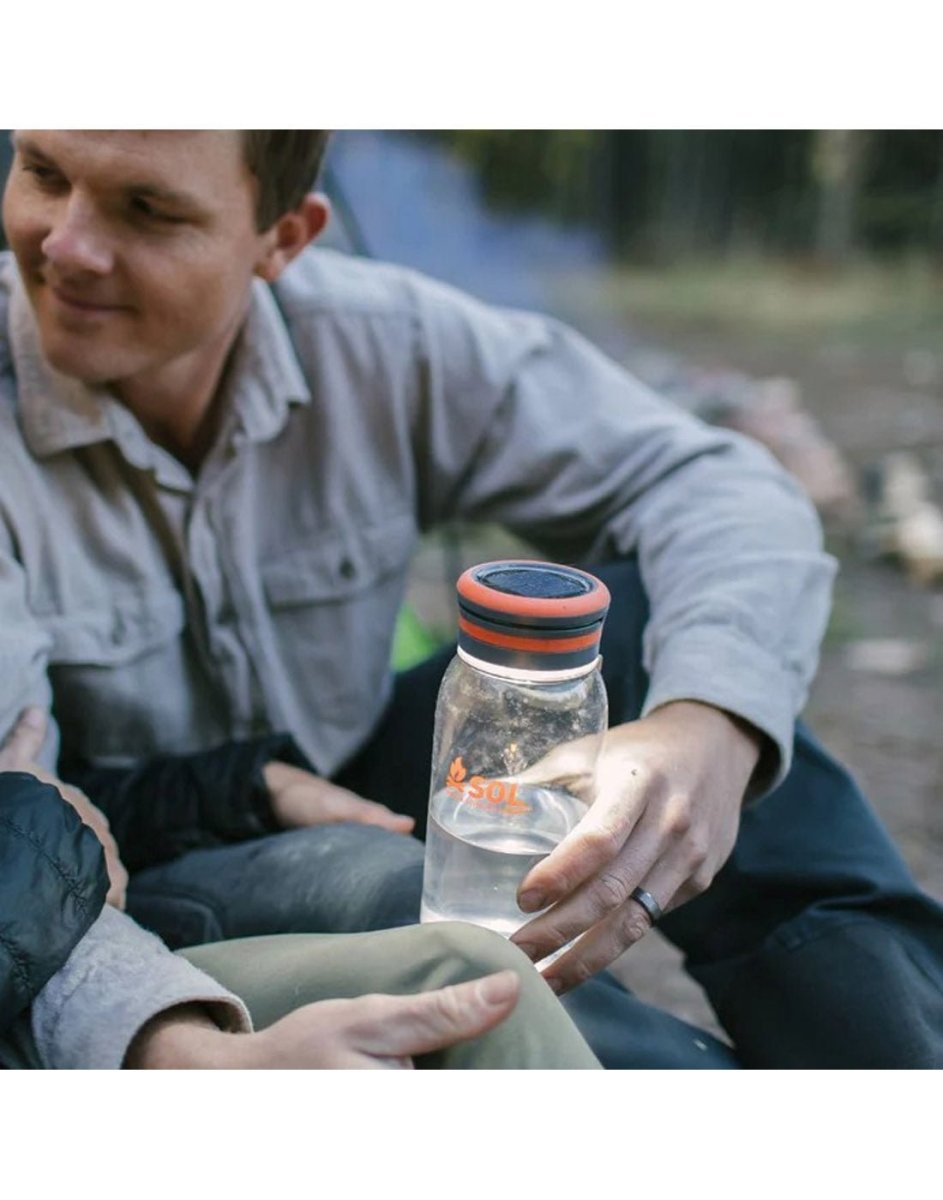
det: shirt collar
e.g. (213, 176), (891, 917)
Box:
(7, 263), (311, 462)
(214, 278), (312, 446)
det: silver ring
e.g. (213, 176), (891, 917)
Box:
(630, 887), (663, 925)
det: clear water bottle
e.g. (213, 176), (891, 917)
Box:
(420, 560), (610, 939)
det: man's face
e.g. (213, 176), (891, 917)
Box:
(2, 131), (270, 388)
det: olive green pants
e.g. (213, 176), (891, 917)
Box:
(181, 922), (601, 1069)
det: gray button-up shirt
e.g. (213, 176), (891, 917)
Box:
(0, 247), (836, 789)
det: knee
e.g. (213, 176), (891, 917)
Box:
(420, 921), (537, 980)
(127, 891), (226, 950)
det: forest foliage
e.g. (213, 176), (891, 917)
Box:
(440, 131), (943, 264)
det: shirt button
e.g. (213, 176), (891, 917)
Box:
(339, 557), (356, 580)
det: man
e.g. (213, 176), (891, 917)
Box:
(0, 710), (601, 1070)
(1, 130), (941, 1067)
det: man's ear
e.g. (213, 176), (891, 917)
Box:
(254, 193), (331, 283)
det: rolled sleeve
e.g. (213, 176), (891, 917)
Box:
(31, 906), (251, 1070)
(413, 285), (837, 790)
(641, 627), (804, 793)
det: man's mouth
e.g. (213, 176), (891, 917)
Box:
(48, 283), (126, 315)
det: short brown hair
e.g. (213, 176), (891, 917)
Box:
(242, 131), (331, 231)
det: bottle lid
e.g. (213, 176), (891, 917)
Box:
(456, 560), (610, 672)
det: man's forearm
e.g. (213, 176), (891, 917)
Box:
(124, 1003), (236, 1069)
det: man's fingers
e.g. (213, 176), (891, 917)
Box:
(0, 707), (47, 770)
(52, 781), (130, 910)
(267, 766), (415, 834)
(104, 850), (129, 910)
(356, 971), (520, 1058)
(512, 799), (704, 986)
(318, 787), (415, 833)
(512, 734), (599, 793)
(511, 819), (663, 965)
(344, 797), (416, 833)
(515, 782), (648, 914)
(536, 857), (689, 994)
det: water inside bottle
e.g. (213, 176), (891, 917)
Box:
(420, 782), (587, 937)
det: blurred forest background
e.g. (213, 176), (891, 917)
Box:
(441, 130), (943, 263)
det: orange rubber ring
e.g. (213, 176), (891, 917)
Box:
(457, 561), (610, 621)
(458, 616), (601, 654)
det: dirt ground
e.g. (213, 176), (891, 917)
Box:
(642, 321), (943, 904)
(405, 314), (943, 1042)
(622, 323), (943, 1037)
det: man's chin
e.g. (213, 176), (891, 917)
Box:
(40, 336), (127, 387)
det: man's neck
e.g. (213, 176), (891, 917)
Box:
(110, 315), (244, 476)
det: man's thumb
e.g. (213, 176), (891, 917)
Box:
(366, 970), (521, 1059)
(0, 707), (48, 768)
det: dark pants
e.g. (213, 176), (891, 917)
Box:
(128, 562), (943, 1068)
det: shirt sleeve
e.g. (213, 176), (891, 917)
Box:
(30, 905), (251, 1070)
(410, 279), (838, 791)
(0, 540), (60, 771)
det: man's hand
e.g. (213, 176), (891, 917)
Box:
(126, 970), (521, 1068)
(510, 700), (762, 994)
(0, 705), (49, 775)
(0, 707), (129, 910)
(264, 760), (415, 835)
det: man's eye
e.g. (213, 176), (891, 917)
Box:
(130, 197), (183, 224)
(22, 162), (64, 189)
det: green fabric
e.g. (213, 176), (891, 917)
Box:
(391, 605), (442, 671)
(183, 922), (602, 1069)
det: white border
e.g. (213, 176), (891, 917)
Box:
(3, 3), (942, 128)
(457, 646), (600, 683)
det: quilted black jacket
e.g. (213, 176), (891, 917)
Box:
(0, 772), (109, 1033)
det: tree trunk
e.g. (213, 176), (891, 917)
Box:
(812, 130), (869, 265)
(929, 132), (943, 255)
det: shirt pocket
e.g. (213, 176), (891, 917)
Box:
(258, 513), (418, 728)
(260, 513), (416, 606)
(44, 588), (195, 764)
(44, 589), (186, 667)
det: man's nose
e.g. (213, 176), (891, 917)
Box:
(41, 195), (114, 276)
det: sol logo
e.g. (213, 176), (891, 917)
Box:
(445, 756), (531, 814)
